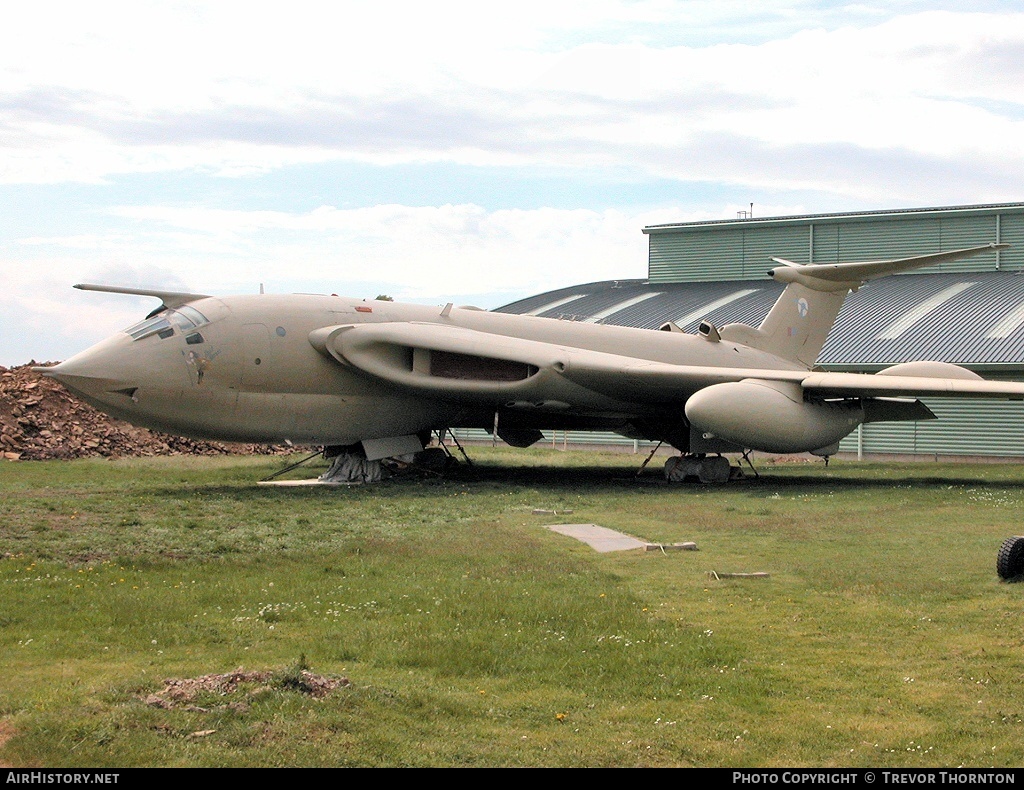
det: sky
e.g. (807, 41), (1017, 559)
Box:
(4, 0), (1024, 365)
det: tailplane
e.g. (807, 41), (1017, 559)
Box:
(718, 242), (1007, 368)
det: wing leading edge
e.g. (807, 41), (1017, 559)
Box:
(309, 320), (1024, 406)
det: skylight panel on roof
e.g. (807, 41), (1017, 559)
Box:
(985, 300), (1024, 339)
(523, 294), (586, 316)
(876, 282), (977, 341)
(672, 288), (758, 328)
(583, 293), (665, 323)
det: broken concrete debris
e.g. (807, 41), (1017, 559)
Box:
(1, 363), (285, 460)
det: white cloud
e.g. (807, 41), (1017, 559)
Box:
(3, 5), (1024, 189)
(35, 202), (653, 296)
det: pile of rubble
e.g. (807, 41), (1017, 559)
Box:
(1, 363), (284, 461)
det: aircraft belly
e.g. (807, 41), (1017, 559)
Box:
(212, 392), (457, 445)
(83, 382), (453, 446)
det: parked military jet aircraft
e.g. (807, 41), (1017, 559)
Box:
(41, 241), (1024, 466)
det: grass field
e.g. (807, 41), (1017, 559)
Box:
(2, 448), (1024, 767)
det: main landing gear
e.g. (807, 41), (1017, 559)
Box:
(663, 454), (742, 484)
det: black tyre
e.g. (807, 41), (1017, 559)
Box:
(996, 536), (1024, 581)
(413, 446), (455, 472)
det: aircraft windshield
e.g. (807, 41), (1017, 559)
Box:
(124, 306), (209, 341)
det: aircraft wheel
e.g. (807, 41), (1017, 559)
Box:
(996, 536), (1024, 581)
(697, 455), (732, 484)
(413, 446), (455, 471)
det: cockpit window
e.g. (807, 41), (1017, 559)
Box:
(170, 305), (208, 330)
(124, 306), (209, 341)
(125, 315), (172, 340)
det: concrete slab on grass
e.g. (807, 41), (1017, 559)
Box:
(546, 524), (647, 553)
(258, 479), (360, 487)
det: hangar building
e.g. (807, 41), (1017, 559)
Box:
(493, 202), (1024, 460)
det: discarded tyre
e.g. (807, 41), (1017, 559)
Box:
(996, 536), (1024, 581)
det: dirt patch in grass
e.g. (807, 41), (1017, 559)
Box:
(0, 719), (15, 767)
(145, 667), (350, 709)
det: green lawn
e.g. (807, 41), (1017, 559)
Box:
(1, 449), (1023, 767)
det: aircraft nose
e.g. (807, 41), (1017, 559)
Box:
(38, 361), (134, 400)
(35, 338), (139, 403)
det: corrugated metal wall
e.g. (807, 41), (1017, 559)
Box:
(647, 205), (1024, 283)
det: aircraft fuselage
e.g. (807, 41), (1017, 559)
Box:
(46, 293), (804, 448)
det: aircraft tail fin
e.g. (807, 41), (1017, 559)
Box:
(718, 242), (1007, 368)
